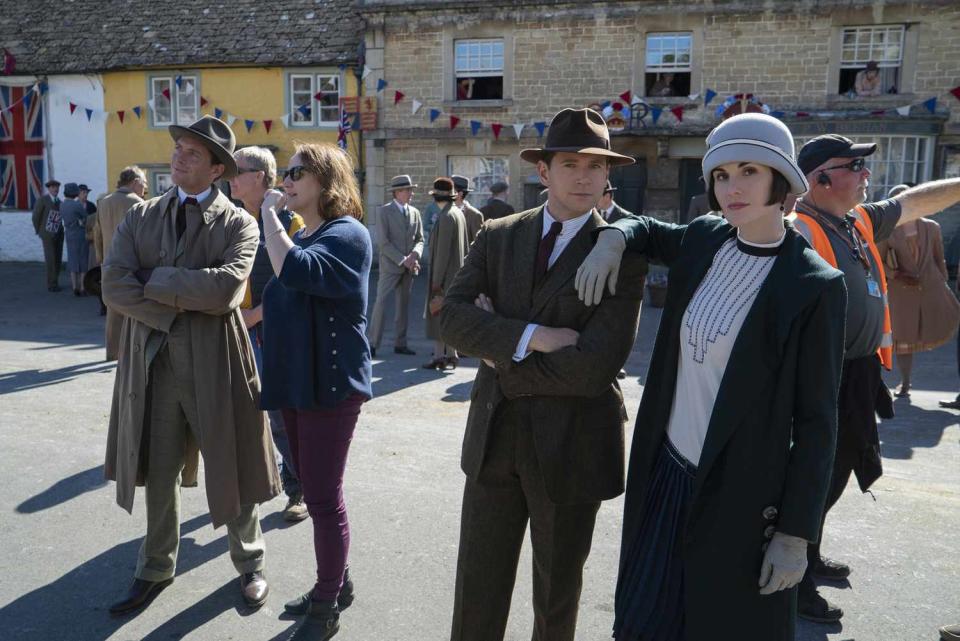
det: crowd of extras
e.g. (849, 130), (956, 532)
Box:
(26, 106), (960, 641)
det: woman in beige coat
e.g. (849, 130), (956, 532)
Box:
(423, 177), (469, 370)
(881, 186), (960, 396)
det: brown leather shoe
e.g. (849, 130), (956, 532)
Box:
(109, 577), (173, 615)
(241, 571), (269, 608)
(283, 493), (309, 522)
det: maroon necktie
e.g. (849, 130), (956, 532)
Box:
(535, 221), (563, 282)
(176, 197), (199, 240)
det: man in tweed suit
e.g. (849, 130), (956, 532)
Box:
(369, 175), (424, 357)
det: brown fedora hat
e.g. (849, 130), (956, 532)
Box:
(169, 115), (239, 179)
(521, 108), (634, 166)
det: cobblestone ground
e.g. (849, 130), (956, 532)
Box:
(0, 262), (957, 641)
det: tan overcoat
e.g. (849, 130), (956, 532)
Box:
(95, 187), (143, 360)
(424, 203), (468, 339)
(879, 218), (960, 351)
(102, 186), (280, 528)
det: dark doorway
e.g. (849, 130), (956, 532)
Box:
(679, 158), (706, 223)
(609, 157), (647, 215)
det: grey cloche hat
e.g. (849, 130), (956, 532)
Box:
(702, 113), (809, 196)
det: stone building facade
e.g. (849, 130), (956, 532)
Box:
(359, 0), (960, 255)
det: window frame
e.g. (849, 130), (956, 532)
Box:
(446, 155), (511, 208)
(644, 32), (693, 73)
(285, 69), (343, 129)
(453, 38), (505, 102)
(147, 73), (200, 129)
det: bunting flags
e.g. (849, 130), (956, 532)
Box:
(923, 97), (937, 114)
(704, 89), (717, 106)
(650, 107), (662, 124)
(214, 107), (223, 119)
(226, 114), (237, 126)
(619, 90), (632, 104)
(361, 65), (372, 80)
(133, 106), (142, 119)
(297, 103), (311, 117)
(175, 75), (183, 89)
(85, 108), (94, 121)
(69, 102), (77, 115)
(244, 119), (255, 132)
(281, 114), (291, 128)
(314, 91), (325, 101)
(394, 90), (405, 105)
(470, 120), (482, 136)
(670, 106), (684, 122)
(450, 115), (460, 130)
(411, 99), (422, 115)
(429, 108), (441, 123)
(118, 110), (125, 124)
(491, 123), (503, 140)
(161, 87), (171, 101)
(376, 79), (387, 92)
(512, 123), (524, 140)
(534, 122), (546, 137)
(200, 96), (209, 107)
(896, 105), (911, 116)
(263, 119), (273, 133)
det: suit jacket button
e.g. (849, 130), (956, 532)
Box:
(133, 343), (141, 353)
(128, 392), (136, 400)
(763, 525), (776, 539)
(762, 506), (778, 521)
(159, 249), (167, 258)
(486, 402), (493, 410)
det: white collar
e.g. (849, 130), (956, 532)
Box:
(542, 204), (594, 236)
(604, 203), (616, 217)
(393, 199), (408, 210)
(178, 186), (212, 204)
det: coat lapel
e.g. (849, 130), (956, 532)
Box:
(530, 211), (604, 318)
(692, 231), (801, 496)
(510, 207), (544, 314)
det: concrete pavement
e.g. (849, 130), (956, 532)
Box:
(0, 262), (957, 641)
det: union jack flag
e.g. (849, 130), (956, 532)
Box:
(337, 109), (352, 150)
(0, 85), (44, 210)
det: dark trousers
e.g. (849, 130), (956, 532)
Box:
(40, 231), (64, 288)
(801, 355), (880, 590)
(450, 399), (601, 641)
(282, 395), (363, 602)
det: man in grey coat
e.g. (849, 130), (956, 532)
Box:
(31, 179), (64, 292)
(368, 174), (424, 357)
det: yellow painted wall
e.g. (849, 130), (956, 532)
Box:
(103, 67), (360, 198)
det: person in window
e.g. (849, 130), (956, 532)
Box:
(259, 143), (373, 641)
(649, 73), (676, 97)
(457, 77), (475, 100)
(576, 113), (846, 641)
(855, 61), (883, 97)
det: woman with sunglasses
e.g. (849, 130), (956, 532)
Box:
(259, 143), (372, 641)
(575, 113), (848, 641)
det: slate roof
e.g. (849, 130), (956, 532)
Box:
(0, 0), (364, 75)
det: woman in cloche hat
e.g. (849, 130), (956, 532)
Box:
(576, 113), (848, 641)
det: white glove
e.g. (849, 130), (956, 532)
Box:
(575, 229), (626, 306)
(758, 532), (808, 595)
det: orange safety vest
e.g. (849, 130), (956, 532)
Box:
(790, 206), (893, 370)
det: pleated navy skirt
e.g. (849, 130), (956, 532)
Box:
(613, 438), (697, 641)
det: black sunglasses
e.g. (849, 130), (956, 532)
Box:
(283, 166), (309, 181)
(821, 157), (866, 173)
(235, 167), (262, 175)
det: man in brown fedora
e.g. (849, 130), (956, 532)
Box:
(102, 115), (280, 615)
(369, 174), (424, 357)
(440, 107), (647, 641)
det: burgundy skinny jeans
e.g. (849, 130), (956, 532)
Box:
(282, 394), (364, 602)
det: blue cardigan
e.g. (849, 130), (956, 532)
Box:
(261, 216), (373, 410)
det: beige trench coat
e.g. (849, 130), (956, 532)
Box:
(424, 203), (468, 339)
(95, 188), (143, 360)
(102, 186), (280, 528)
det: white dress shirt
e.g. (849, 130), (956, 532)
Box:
(178, 186), (212, 205)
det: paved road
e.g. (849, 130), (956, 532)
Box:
(0, 262), (956, 641)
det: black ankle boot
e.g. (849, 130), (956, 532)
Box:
(284, 568), (354, 615)
(291, 599), (339, 640)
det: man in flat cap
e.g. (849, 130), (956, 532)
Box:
(441, 107), (646, 641)
(480, 181), (515, 221)
(32, 179), (64, 292)
(102, 115), (279, 615)
(369, 174), (424, 358)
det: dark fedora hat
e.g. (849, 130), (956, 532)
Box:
(63, 182), (80, 198)
(168, 115), (238, 179)
(429, 177), (455, 199)
(78, 184), (90, 192)
(521, 108), (634, 166)
(451, 174), (472, 194)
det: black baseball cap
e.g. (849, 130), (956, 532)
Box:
(798, 134), (877, 175)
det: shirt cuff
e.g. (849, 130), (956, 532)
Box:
(513, 324), (539, 362)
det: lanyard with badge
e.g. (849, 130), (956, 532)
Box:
(807, 206), (882, 298)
